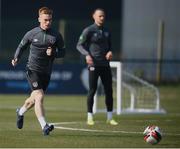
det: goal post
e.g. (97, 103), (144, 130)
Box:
(93, 61), (122, 114)
(93, 61), (166, 115)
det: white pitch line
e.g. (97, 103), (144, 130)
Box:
(51, 122), (79, 125)
(52, 122), (180, 136)
(52, 122), (141, 134)
(55, 126), (105, 132)
(55, 126), (141, 134)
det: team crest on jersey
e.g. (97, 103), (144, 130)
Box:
(49, 39), (56, 44)
(32, 82), (38, 88)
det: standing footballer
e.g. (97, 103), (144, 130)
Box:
(76, 8), (118, 125)
(11, 7), (65, 135)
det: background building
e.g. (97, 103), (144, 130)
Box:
(121, 0), (180, 82)
(0, 0), (179, 94)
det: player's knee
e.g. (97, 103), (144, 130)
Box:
(25, 99), (34, 105)
(25, 97), (34, 104)
(33, 90), (44, 102)
(36, 93), (44, 101)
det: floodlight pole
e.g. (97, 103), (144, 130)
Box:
(156, 20), (164, 83)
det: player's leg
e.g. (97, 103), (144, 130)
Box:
(30, 89), (47, 128)
(100, 66), (118, 125)
(100, 67), (113, 112)
(17, 69), (54, 135)
(87, 66), (98, 125)
(16, 70), (36, 129)
(18, 96), (35, 115)
(28, 89), (51, 135)
(17, 88), (53, 134)
(30, 89), (53, 135)
(16, 95), (35, 129)
(35, 73), (54, 135)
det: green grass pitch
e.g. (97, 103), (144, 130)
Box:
(0, 85), (180, 148)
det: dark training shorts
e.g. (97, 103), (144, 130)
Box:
(26, 69), (50, 91)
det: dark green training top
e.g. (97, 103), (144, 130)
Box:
(76, 23), (112, 67)
(13, 26), (65, 74)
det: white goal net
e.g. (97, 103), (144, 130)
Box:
(93, 61), (166, 115)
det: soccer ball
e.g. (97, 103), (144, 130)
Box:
(143, 125), (162, 145)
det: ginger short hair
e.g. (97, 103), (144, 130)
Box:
(38, 7), (53, 16)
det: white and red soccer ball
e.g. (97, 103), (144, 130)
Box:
(143, 125), (162, 145)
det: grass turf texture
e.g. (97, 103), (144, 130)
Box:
(0, 85), (180, 148)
